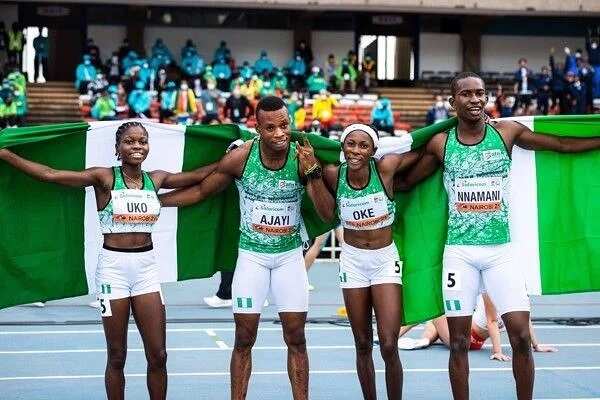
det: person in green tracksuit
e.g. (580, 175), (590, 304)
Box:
(399, 72), (600, 400)
(159, 96), (329, 400)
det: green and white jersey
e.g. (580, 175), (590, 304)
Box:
(235, 139), (304, 253)
(443, 124), (511, 245)
(336, 158), (395, 231)
(98, 167), (161, 234)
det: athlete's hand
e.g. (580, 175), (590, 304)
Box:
(296, 134), (319, 173)
(533, 344), (558, 353)
(0, 148), (9, 159)
(490, 352), (511, 362)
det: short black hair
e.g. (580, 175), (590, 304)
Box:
(116, 121), (147, 146)
(450, 72), (484, 96)
(255, 96), (286, 119)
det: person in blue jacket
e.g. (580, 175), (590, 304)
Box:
(213, 56), (232, 91)
(371, 98), (394, 134)
(75, 54), (97, 94)
(122, 50), (139, 74)
(287, 51), (306, 91)
(128, 80), (152, 117)
(239, 61), (254, 81)
(182, 51), (205, 81)
(181, 39), (197, 60)
(137, 59), (154, 89)
(160, 81), (177, 123)
(213, 40), (231, 63)
(151, 38), (173, 60)
(254, 50), (274, 76)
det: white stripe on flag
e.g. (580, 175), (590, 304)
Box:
(84, 120), (186, 293)
(506, 116), (542, 295)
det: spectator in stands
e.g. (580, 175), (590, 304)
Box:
(335, 58), (358, 94)
(565, 72), (587, 114)
(535, 66), (552, 115)
(254, 50), (274, 76)
(117, 38), (131, 61)
(586, 28), (600, 100)
(150, 50), (172, 74)
(312, 89), (337, 132)
(88, 72), (109, 99)
(231, 76), (245, 92)
(159, 81), (177, 123)
(296, 40), (313, 71)
(0, 79), (17, 128)
(175, 80), (198, 124)
(371, 98), (394, 134)
(122, 50), (139, 75)
(75, 54), (97, 94)
(7, 68), (26, 124)
(198, 80), (221, 124)
(7, 22), (23, 68)
(426, 95), (450, 125)
(152, 38), (174, 62)
(578, 58), (594, 112)
(306, 66), (327, 97)
(513, 58), (533, 112)
(286, 91), (305, 130)
(494, 85), (514, 118)
(203, 65), (216, 86)
(106, 52), (121, 84)
(259, 78), (276, 98)
(7, 66), (26, 95)
(239, 61), (254, 81)
(240, 75), (262, 102)
(84, 38), (101, 68)
(272, 68), (288, 94)
(181, 39), (197, 60)
(348, 50), (358, 69)
(224, 86), (252, 125)
(361, 55), (376, 92)
(324, 54), (338, 91)
(138, 59), (154, 89)
(32, 28), (48, 83)
(213, 40), (231, 63)
(564, 47), (579, 76)
(91, 88), (117, 121)
(287, 51), (307, 91)
(127, 80), (152, 117)
(213, 56), (232, 92)
(182, 49), (205, 83)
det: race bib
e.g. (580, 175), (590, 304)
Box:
(454, 177), (502, 212)
(112, 189), (160, 224)
(340, 193), (389, 229)
(251, 201), (298, 235)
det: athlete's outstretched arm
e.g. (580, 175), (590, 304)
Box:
(483, 294), (510, 362)
(158, 142), (249, 207)
(529, 320), (558, 352)
(0, 148), (104, 187)
(394, 139), (442, 191)
(498, 120), (600, 153)
(296, 137), (336, 222)
(152, 162), (219, 189)
(378, 150), (422, 179)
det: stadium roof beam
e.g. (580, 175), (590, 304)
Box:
(16, 0), (600, 16)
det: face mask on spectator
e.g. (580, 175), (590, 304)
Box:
(436, 101), (444, 108)
(376, 101), (383, 109)
(181, 83), (188, 90)
(592, 42), (598, 50)
(312, 67), (319, 75)
(112, 56), (118, 63)
(233, 88), (241, 98)
(207, 82), (216, 90)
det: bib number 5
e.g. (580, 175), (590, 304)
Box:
(444, 270), (461, 291)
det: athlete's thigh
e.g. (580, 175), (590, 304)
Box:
(271, 248), (308, 313)
(371, 283), (402, 337)
(442, 245), (480, 317)
(102, 297), (132, 350)
(232, 250), (271, 313)
(130, 292), (166, 352)
(343, 287), (374, 342)
(481, 244), (530, 316)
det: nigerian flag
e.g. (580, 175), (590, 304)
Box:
(1, 115), (599, 325)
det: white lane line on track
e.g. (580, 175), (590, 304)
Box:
(2, 366), (600, 381)
(1, 324), (598, 335)
(2, 343), (600, 355)
(204, 329), (229, 350)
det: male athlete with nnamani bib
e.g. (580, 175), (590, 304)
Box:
(399, 72), (600, 400)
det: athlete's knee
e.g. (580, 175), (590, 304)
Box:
(283, 328), (307, 353)
(449, 335), (470, 355)
(107, 347), (127, 370)
(234, 331), (257, 352)
(378, 336), (399, 362)
(354, 336), (373, 356)
(508, 328), (531, 354)
(146, 348), (167, 370)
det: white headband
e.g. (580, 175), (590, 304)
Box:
(340, 123), (379, 148)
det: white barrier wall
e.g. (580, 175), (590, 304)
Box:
(419, 33), (462, 75)
(144, 26), (294, 67)
(87, 25), (127, 61)
(311, 30), (355, 69)
(481, 35), (586, 73)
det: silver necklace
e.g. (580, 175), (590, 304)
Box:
(121, 169), (142, 188)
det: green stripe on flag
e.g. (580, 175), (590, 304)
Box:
(0, 123), (89, 308)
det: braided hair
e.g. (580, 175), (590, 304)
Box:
(115, 121), (148, 160)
